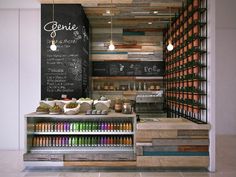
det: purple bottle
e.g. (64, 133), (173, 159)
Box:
(64, 123), (67, 132)
(101, 137), (104, 146)
(104, 122), (107, 132)
(103, 136), (107, 146)
(101, 122), (104, 132)
(66, 123), (70, 132)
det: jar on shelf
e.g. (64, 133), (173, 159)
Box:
(114, 98), (122, 113)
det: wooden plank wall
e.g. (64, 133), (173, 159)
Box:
(136, 129), (209, 167)
(91, 27), (163, 61)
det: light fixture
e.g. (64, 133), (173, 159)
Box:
(167, 7), (173, 51)
(153, 11), (158, 14)
(106, 9), (111, 14)
(167, 40), (174, 51)
(50, 0), (57, 51)
(148, 22), (152, 25)
(50, 39), (57, 51)
(108, 0), (115, 51)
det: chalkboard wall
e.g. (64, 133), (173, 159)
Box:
(92, 61), (164, 77)
(41, 4), (89, 100)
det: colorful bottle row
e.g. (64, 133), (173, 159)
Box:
(34, 122), (132, 132)
(32, 136), (133, 147)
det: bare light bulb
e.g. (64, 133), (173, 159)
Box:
(108, 40), (115, 50)
(167, 40), (174, 51)
(50, 39), (57, 51)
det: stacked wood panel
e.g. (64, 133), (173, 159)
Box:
(91, 28), (163, 61)
(136, 118), (210, 168)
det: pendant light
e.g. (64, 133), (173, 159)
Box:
(167, 7), (174, 51)
(50, 0), (57, 51)
(108, 0), (115, 51)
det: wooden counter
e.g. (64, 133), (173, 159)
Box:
(24, 113), (210, 169)
(136, 118), (210, 168)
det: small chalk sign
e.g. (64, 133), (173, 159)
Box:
(92, 61), (164, 77)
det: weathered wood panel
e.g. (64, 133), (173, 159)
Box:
(137, 156), (209, 167)
(144, 146), (178, 152)
(123, 35), (163, 43)
(64, 161), (137, 167)
(178, 130), (209, 137)
(152, 139), (209, 146)
(23, 153), (63, 161)
(64, 152), (135, 161)
(136, 130), (178, 141)
(178, 145), (209, 152)
(136, 146), (143, 156)
(91, 54), (128, 60)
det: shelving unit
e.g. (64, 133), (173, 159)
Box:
(92, 76), (164, 99)
(24, 112), (136, 166)
(164, 0), (207, 123)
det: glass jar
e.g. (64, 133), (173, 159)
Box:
(114, 99), (122, 113)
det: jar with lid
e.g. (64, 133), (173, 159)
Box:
(122, 103), (132, 114)
(114, 98), (122, 113)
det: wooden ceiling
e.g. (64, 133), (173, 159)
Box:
(40, 0), (184, 29)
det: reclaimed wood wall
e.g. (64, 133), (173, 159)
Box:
(136, 119), (210, 168)
(91, 27), (163, 61)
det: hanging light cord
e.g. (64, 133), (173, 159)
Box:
(53, 0), (55, 22)
(169, 7), (172, 41)
(52, 0), (55, 39)
(110, 0), (113, 42)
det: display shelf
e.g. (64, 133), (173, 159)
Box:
(28, 132), (134, 135)
(163, 0), (207, 123)
(24, 112), (137, 164)
(30, 147), (134, 153)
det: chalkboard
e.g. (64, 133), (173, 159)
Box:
(41, 4), (89, 99)
(92, 61), (164, 77)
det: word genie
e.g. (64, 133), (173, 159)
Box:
(44, 21), (78, 38)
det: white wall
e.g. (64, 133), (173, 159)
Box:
(0, 0), (40, 9)
(19, 9), (41, 149)
(0, 10), (20, 149)
(0, 9), (40, 149)
(216, 0), (236, 135)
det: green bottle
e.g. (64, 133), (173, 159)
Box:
(81, 137), (84, 146)
(94, 136), (97, 146)
(72, 122), (76, 132)
(69, 137), (72, 147)
(88, 122), (92, 132)
(84, 137), (88, 146)
(76, 122), (79, 132)
(85, 122), (88, 132)
(80, 122), (83, 132)
(82, 122), (85, 132)
(72, 137), (75, 147)
(88, 136), (91, 146)
(78, 137), (82, 147)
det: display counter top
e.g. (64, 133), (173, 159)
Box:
(137, 118), (210, 130)
(25, 112), (136, 118)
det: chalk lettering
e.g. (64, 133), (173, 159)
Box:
(44, 21), (78, 38)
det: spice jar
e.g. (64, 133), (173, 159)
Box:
(114, 98), (122, 113)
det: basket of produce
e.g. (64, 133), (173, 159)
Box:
(39, 100), (55, 108)
(94, 96), (111, 111)
(49, 104), (63, 114)
(77, 98), (93, 112)
(63, 102), (80, 115)
(36, 105), (49, 114)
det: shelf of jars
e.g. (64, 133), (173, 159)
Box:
(92, 76), (164, 100)
(163, 0), (207, 123)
